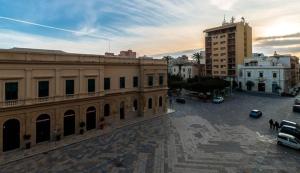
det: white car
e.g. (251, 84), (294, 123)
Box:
(212, 97), (224, 104)
(295, 97), (300, 105)
(277, 133), (300, 150)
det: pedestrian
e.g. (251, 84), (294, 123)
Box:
(269, 119), (274, 129)
(274, 121), (279, 131)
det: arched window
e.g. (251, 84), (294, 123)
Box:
(148, 98), (152, 109)
(159, 96), (163, 107)
(104, 104), (110, 117)
(133, 99), (138, 111)
(64, 110), (75, 136)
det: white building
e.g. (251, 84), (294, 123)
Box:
(171, 63), (200, 80)
(237, 53), (299, 94)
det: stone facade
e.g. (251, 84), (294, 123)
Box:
(0, 48), (168, 153)
(237, 53), (300, 94)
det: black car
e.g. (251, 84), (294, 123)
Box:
(280, 125), (300, 139)
(176, 98), (186, 104)
(293, 105), (300, 113)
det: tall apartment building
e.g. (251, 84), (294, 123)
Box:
(204, 18), (252, 79)
(0, 48), (168, 153)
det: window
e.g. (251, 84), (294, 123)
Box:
(104, 78), (110, 90)
(214, 48), (219, 51)
(183, 68), (185, 72)
(221, 53), (226, 56)
(159, 75), (164, 85)
(133, 99), (138, 111)
(104, 104), (110, 117)
(159, 96), (163, 107)
(213, 42), (218, 45)
(65, 80), (74, 95)
(259, 72), (263, 78)
(120, 77), (125, 89)
(148, 98), (152, 109)
(247, 72), (251, 77)
(88, 79), (95, 93)
(148, 76), (153, 86)
(273, 73), (277, 78)
(220, 41), (226, 44)
(5, 82), (18, 101)
(133, 76), (138, 88)
(213, 54), (219, 56)
(174, 68), (176, 72)
(38, 81), (49, 98)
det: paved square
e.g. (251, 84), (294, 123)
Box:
(1, 92), (300, 173)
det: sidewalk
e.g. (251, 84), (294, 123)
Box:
(0, 110), (176, 166)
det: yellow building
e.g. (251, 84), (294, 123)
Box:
(0, 48), (168, 153)
(204, 18), (252, 78)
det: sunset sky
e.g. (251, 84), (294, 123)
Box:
(0, 0), (299, 57)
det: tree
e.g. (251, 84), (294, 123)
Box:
(162, 55), (173, 66)
(192, 52), (204, 78)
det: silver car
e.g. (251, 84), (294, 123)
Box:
(277, 133), (300, 150)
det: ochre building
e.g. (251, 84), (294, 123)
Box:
(204, 18), (252, 79)
(0, 48), (168, 153)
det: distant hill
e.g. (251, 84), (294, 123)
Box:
(151, 48), (204, 59)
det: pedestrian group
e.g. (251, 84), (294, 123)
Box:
(269, 119), (279, 131)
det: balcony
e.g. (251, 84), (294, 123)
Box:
(0, 100), (25, 107)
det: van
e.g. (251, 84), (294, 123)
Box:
(280, 125), (300, 139)
(277, 133), (300, 150)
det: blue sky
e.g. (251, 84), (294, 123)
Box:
(0, 0), (300, 57)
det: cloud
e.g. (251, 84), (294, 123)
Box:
(210, 0), (238, 10)
(0, 16), (110, 40)
(256, 32), (300, 41)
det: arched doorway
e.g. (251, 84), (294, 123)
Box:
(159, 96), (163, 107)
(258, 83), (265, 92)
(86, 107), (96, 131)
(120, 102), (125, 119)
(3, 119), (20, 152)
(36, 114), (50, 143)
(104, 104), (110, 117)
(64, 110), (75, 136)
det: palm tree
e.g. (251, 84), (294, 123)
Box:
(192, 52), (204, 78)
(162, 55), (173, 65)
(163, 55), (173, 75)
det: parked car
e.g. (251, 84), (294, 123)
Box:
(280, 120), (300, 129)
(249, 110), (262, 118)
(281, 92), (295, 97)
(176, 98), (186, 104)
(212, 97), (224, 104)
(277, 133), (300, 150)
(293, 105), (300, 112)
(295, 97), (300, 105)
(280, 125), (300, 139)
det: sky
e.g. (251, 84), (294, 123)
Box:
(0, 0), (300, 58)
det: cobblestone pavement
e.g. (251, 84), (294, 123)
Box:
(1, 92), (300, 173)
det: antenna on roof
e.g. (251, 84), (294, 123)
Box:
(222, 15), (226, 25)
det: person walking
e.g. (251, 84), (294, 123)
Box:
(274, 121), (279, 131)
(269, 119), (274, 129)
